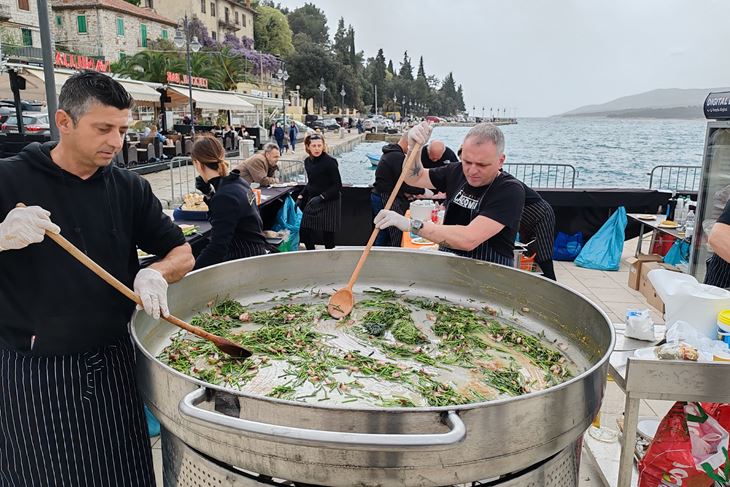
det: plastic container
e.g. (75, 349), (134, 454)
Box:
(718, 330), (730, 346)
(718, 310), (730, 333)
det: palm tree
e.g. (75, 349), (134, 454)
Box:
(113, 50), (184, 83)
(209, 47), (249, 91)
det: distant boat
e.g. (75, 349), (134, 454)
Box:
(366, 153), (380, 167)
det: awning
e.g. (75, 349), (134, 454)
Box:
(113, 78), (161, 104)
(167, 84), (255, 111)
(0, 65), (71, 101)
(238, 93), (290, 110)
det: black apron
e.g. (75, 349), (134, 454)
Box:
(0, 335), (154, 486)
(300, 195), (342, 233)
(439, 180), (514, 266)
(225, 240), (267, 261)
(704, 254), (730, 289)
(519, 199), (556, 262)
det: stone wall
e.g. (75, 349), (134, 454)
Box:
(1, 0), (53, 48)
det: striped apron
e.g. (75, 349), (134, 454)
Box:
(438, 180), (515, 267)
(0, 335), (154, 487)
(376, 192), (408, 247)
(704, 254), (730, 289)
(300, 196), (342, 233)
(225, 240), (267, 261)
(519, 199), (556, 262)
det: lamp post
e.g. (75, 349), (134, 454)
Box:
(490, 107), (493, 121)
(318, 77), (326, 116)
(276, 65), (289, 126)
(174, 15), (201, 135)
(340, 85), (346, 114)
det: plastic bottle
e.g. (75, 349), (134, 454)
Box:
(685, 210), (695, 238)
(675, 197), (685, 225)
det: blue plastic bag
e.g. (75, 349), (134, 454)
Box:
(663, 239), (690, 265)
(574, 206), (627, 271)
(272, 195), (302, 252)
(144, 404), (160, 437)
(553, 232), (584, 261)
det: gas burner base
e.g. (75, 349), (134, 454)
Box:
(161, 429), (580, 487)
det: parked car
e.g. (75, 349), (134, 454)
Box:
(0, 99), (43, 112)
(362, 116), (394, 133)
(1, 113), (51, 135)
(311, 118), (340, 131)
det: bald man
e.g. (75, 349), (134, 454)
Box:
(420, 140), (459, 169)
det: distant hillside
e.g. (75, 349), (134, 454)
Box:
(561, 88), (730, 119)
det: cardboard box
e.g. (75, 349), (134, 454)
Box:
(627, 254), (664, 290)
(638, 261), (681, 313)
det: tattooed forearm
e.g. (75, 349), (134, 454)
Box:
(438, 239), (450, 248)
(410, 160), (423, 178)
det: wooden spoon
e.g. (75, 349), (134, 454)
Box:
(327, 142), (423, 318)
(20, 204), (252, 358)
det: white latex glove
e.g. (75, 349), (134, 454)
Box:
(407, 121), (432, 148)
(422, 188), (435, 198)
(0, 206), (61, 251)
(374, 210), (410, 232)
(133, 268), (169, 320)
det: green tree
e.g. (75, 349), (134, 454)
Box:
(209, 47), (250, 90)
(386, 59), (394, 76)
(112, 50), (184, 83)
(254, 5), (294, 56)
(332, 17), (349, 64)
(369, 49), (387, 112)
(456, 84), (466, 112)
(285, 33), (337, 113)
(287, 3), (329, 45)
(398, 51), (413, 81)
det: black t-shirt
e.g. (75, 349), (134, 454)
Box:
(429, 163), (525, 257)
(719, 199), (730, 225)
(420, 145), (459, 169)
(501, 170), (542, 205)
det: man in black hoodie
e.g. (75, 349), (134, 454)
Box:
(371, 133), (435, 246)
(0, 71), (194, 486)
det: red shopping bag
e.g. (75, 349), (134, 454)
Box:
(638, 402), (729, 487)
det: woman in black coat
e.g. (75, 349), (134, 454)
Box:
(296, 134), (342, 249)
(192, 136), (267, 269)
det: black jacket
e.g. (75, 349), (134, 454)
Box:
(0, 142), (185, 355)
(194, 170), (266, 270)
(372, 143), (425, 198)
(300, 153), (342, 202)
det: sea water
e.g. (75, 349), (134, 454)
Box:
(336, 117), (707, 188)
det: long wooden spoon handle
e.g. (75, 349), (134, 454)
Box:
(346, 142), (423, 288)
(42, 223), (214, 342)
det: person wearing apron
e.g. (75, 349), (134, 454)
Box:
(297, 133), (343, 250)
(705, 199), (730, 288)
(0, 71), (195, 486)
(514, 179), (557, 280)
(192, 136), (268, 270)
(375, 122), (524, 266)
(371, 136), (435, 247)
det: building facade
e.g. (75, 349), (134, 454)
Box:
(51, 0), (177, 62)
(146, 0), (254, 43)
(0, 0), (54, 58)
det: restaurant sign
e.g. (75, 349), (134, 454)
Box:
(54, 51), (111, 73)
(166, 72), (209, 89)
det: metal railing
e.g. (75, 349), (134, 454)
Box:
(503, 163), (577, 189)
(648, 165), (701, 192)
(1, 44), (43, 62)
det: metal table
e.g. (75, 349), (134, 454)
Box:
(598, 324), (730, 487)
(628, 213), (688, 257)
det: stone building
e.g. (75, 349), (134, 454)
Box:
(0, 0), (53, 55)
(51, 0), (177, 62)
(145, 0), (255, 43)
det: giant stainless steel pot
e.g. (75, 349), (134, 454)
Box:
(132, 249), (614, 486)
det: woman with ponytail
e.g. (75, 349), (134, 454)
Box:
(191, 136), (267, 269)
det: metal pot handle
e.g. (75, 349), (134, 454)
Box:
(179, 388), (466, 451)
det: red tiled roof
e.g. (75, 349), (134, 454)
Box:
(52, 0), (178, 26)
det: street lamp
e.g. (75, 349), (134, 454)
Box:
(318, 77), (326, 116)
(276, 65), (289, 126)
(174, 15), (201, 135)
(490, 107), (493, 121)
(340, 85), (346, 114)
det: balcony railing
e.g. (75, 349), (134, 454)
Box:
(1, 44), (44, 62)
(218, 18), (240, 31)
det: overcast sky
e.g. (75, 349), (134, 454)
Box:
(276, 0), (730, 117)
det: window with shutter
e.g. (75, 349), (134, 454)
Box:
(140, 24), (147, 47)
(21, 29), (32, 46)
(77, 15), (87, 34)
(18, 0), (30, 11)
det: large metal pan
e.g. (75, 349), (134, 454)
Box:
(132, 249), (614, 486)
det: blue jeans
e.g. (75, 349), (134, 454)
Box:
(370, 193), (389, 246)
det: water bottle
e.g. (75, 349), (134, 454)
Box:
(675, 197), (685, 224)
(685, 210), (695, 239)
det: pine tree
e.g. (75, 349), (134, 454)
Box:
(417, 56), (426, 79)
(333, 17), (349, 64)
(399, 51), (413, 81)
(387, 59), (394, 76)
